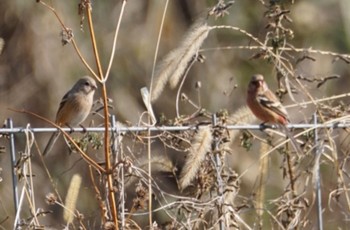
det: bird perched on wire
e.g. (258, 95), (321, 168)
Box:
(42, 76), (97, 156)
(247, 74), (300, 152)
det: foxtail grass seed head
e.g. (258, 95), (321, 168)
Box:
(179, 126), (212, 190)
(63, 174), (82, 224)
(151, 19), (209, 102)
(0, 38), (4, 54)
(228, 106), (257, 143)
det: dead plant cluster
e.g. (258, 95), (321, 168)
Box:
(2, 0), (350, 229)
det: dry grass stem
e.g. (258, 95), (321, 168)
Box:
(5, 1), (350, 229)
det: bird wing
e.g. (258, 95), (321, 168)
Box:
(257, 93), (289, 121)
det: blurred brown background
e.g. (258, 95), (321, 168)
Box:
(1, 0), (350, 229)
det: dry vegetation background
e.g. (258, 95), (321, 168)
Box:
(1, 0), (350, 229)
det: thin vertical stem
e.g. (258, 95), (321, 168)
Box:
(86, 4), (103, 81)
(89, 166), (107, 224)
(7, 118), (18, 215)
(148, 124), (152, 228)
(314, 113), (323, 230)
(105, 0), (127, 81)
(149, 0), (170, 100)
(121, 158), (125, 229)
(110, 115), (118, 162)
(175, 56), (197, 118)
(111, 115), (126, 228)
(285, 148), (296, 197)
(85, 2), (118, 228)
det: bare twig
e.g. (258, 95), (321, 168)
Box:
(85, 2), (118, 227)
(37, 0), (99, 79)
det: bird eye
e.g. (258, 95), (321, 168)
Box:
(84, 81), (90, 86)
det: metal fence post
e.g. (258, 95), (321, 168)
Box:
(314, 113), (323, 230)
(7, 118), (18, 214)
(212, 114), (225, 230)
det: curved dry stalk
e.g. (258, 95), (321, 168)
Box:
(37, 0), (99, 80)
(210, 25), (331, 125)
(210, 26), (338, 185)
(104, 0), (127, 82)
(141, 87), (157, 124)
(11, 108), (105, 172)
(236, 114), (348, 185)
(179, 126), (212, 190)
(237, 126), (310, 182)
(285, 92), (350, 109)
(14, 127), (37, 226)
(88, 165), (107, 224)
(209, 25), (315, 107)
(175, 55), (197, 118)
(201, 45), (350, 61)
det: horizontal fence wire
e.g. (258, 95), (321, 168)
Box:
(0, 122), (349, 133)
(3, 116), (341, 230)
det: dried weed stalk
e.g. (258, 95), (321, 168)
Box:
(10, 0), (350, 229)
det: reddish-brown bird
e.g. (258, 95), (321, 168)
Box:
(247, 74), (289, 125)
(247, 74), (301, 153)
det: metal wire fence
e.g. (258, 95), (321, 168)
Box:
(2, 113), (348, 229)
